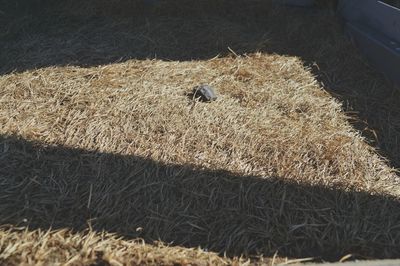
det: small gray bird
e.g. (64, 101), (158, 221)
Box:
(192, 85), (218, 102)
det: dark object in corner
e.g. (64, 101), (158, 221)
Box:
(192, 85), (218, 102)
(338, 0), (400, 89)
(277, 0), (400, 89)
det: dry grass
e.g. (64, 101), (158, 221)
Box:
(1, 0), (400, 265)
(0, 227), (245, 266)
(1, 55), (398, 192)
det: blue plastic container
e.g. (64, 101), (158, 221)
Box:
(338, 0), (400, 87)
